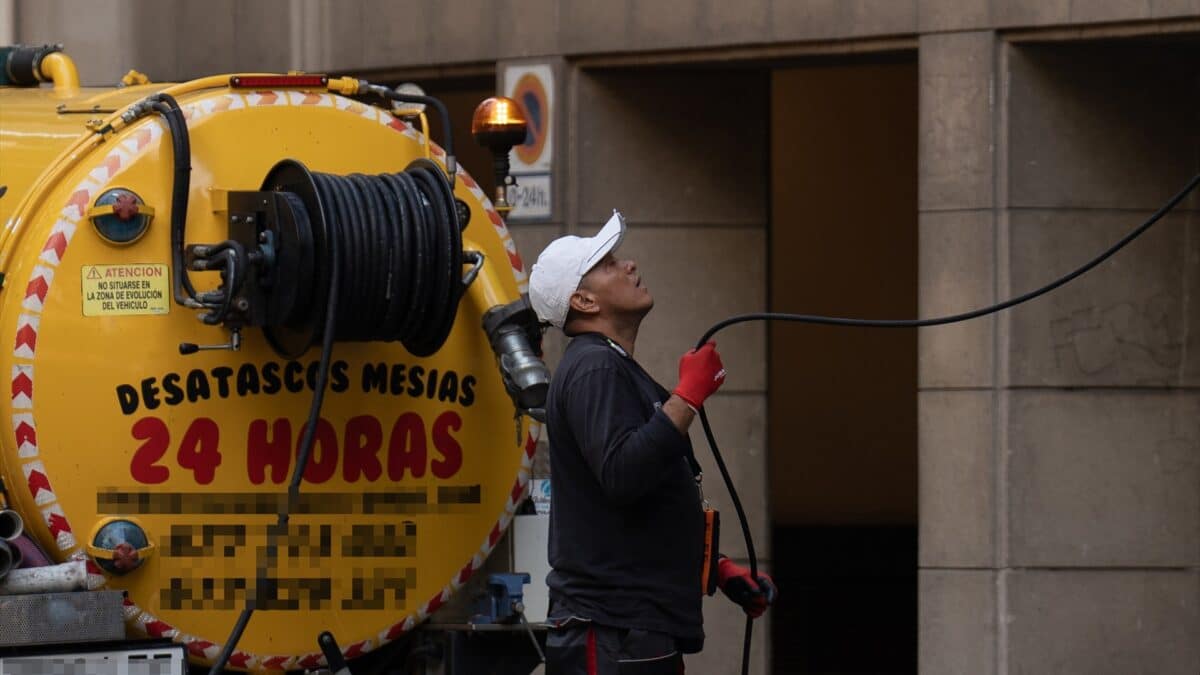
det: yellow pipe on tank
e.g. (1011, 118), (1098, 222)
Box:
(37, 52), (79, 96)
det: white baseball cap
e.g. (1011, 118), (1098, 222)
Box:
(529, 210), (626, 328)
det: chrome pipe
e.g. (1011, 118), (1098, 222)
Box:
(0, 540), (12, 579)
(0, 509), (23, 541)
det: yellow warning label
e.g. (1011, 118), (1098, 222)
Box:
(81, 264), (170, 316)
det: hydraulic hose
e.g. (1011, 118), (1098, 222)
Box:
(151, 94), (205, 308)
(365, 85), (457, 181)
(698, 173), (1200, 675)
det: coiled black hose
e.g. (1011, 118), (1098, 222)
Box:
(304, 161), (463, 356)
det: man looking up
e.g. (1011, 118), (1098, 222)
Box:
(529, 211), (776, 674)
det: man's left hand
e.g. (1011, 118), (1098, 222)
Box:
(717, 556), (777, 619)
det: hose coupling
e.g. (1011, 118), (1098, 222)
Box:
(483, 297), (549, 422)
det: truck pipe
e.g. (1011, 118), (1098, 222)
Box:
(0, 509), (22, 541)
(0, 540), (12, 579)
(0, 560), (87, 595)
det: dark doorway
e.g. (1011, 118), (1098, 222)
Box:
(769, 57), (919, 674)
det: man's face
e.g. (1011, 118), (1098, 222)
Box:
(577, 252), (654, 319)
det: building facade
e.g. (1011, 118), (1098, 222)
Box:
(9, 2), (1199, 673)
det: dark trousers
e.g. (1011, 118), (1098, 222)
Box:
(545, 622), (684, 675)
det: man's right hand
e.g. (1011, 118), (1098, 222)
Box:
(673, 341), (726, 410)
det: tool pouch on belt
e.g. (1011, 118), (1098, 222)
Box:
(686, 440), (719, 597)
(701, 507), (720, 596)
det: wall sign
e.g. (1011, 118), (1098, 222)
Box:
(502, 63), (554, 221)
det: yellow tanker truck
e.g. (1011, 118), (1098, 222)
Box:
(0, 43), (550, 673)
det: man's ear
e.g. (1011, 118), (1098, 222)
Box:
(569, 288), (600, 315)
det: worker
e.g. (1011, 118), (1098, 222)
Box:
(528, 211), (777, 673)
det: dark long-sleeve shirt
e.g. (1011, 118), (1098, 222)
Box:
(545, 332), (705, 647)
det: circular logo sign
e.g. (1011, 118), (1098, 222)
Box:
(512, 73), (549, 167)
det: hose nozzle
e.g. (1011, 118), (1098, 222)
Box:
(484, 298), (549, 421)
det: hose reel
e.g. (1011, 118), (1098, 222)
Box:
(183, 158), (478, 358)
(175, 155), (547, 420)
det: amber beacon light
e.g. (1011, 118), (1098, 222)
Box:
(471, 96), (528, 215)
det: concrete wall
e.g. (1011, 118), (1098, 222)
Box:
(11, 1), (1200, 85)
(918, 32), (1200, 675)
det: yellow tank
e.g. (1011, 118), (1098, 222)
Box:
(0, 49), (543, 671)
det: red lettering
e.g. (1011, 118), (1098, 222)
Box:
(247, 419), (291, 484)
(130, 417), (170, 483)
(343, 415), (383, 482)
(244, 412), (465, 484)
(177, 417), (221, 484)
(298, 419), (338, 484)
(387, 413), (427, 480)
(431, 411), (463, 479)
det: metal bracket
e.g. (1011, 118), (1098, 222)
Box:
(462, 250), (485, 287)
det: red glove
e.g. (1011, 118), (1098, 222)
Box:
(673, 341), (726, 409)
(717, 556), (777, 619)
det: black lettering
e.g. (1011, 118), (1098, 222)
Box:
(459, 375), (476, 407)
(236, 364), (260, 396)
(163, 372), (184, 405)
(331, 361), (349, 393)
(437, 371), (458, 403)
(407, 366), (424, 397)
(186, 369), (211, 403)
(140, 377), (161, 411)
(390, 364), (407, 395)
(262, 362), (282, 394)
(116, 384), (139, 415)
(425, 369), (438, 399)
(284, 361), (305, 393)
(363, 363), (387, 393)
(211, 366), (234, 398)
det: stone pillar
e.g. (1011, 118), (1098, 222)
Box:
(919, 30), (1200, 675)
(917, 29), (1001, 675)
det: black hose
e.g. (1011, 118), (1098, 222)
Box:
(151, 95), (200, 307)
(696, 173), (1200, 675)
(699, 173), (1200, 343)
(370, 86), (456, 177)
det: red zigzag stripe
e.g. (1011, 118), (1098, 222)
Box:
(14, 323), (36, 352)
(26, 469), (51, 496)
(15, 421), (36, 447)
(12, 371), (32, 399)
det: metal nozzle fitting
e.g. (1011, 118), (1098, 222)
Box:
(483, 298), (550, 421)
